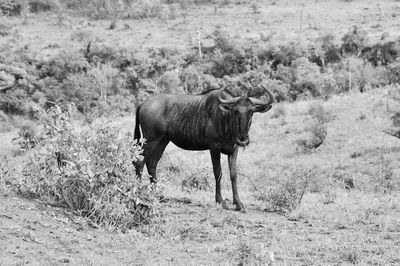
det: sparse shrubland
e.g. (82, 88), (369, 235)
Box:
(1, 19), (400, 120)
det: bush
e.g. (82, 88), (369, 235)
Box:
(284, 57), (322, 101)
(331, 57), (389, 93)
(264, 78), (289, 102)
(295, 121), (327, 153)
(318, 33), (342, 65)
(253, 165), (315, 214)
(341, 26), (369, 55)
(272, 42), (308, 69)
(61, 63), (133, 116)
(180, 66), (203, 94)
(206, 29), (259, 78)
(19, 105), (156, 229)
(295, 103), (328, 152)
(13, 120), (39, 151)
(307, 102), (331, 124)
(157, 70), (182, 94)
(0, 0), (20, 16)
(388, 61), (400, 84)
(362, 41), (400, 67)
(38, 49), (89, 81)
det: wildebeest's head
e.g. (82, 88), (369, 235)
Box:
(218, 86), (274, 147)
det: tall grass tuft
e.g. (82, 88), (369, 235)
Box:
(253, 165), (316, 215)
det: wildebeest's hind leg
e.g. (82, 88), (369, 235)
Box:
(144, 136), (170, 183)
(133, 160), (145, 180)
(210, 150), (228, 209)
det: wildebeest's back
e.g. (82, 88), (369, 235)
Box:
(139, 92), (217, 150)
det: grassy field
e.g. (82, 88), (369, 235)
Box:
(1, 0), (400, 265)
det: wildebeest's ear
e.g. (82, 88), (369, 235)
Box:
(219, 103), (235, 112)
(254, 104), (272, 113)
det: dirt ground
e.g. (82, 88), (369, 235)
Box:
(2, 0), (400, 265)
(1, 192), (399, 265)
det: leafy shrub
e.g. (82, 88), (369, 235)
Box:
(85, 41), (131, 67)
(157, 69), (182, 94)
(264, 78), (289, 102)
(318, 33), (342, 65)
(362, 41), (400, 67)
(0, 0), (20, 15)
(294, 121), (327, 153)
(331, 57), (389, 93)
(61, 63), (132, 116)
(19, 105), (156, 229)
(285, 57), (322, 100)
(307, 102), (331, 124)
(295, 103), (328, 152)
(390, 111), (400, 127)
(341, 26), (368, 55)
(206, 29), (259, 78)
(13, 120), (39, 151)
(388, 61), (400, 84)
(180, 66), (203, 94)
(253, 165), (315, 214)
(28, 0), (53, 13)
(318, 71), (340, 99)
(271, 42), (308, 69)
(38, 49), (89, 81)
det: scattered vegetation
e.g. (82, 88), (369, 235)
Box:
(181, 169), (211, 192)
(295, 103), (328, 153)
(253, 166), (316, 215)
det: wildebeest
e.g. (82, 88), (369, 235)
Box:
(133, 86), (274, 211)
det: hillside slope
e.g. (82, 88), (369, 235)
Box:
(1, 89), (400, 265)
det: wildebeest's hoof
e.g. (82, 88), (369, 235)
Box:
(235, 202), (245, 212)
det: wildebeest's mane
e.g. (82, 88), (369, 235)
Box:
(197, 85), (239, 97)
(197, 88), (219, 95)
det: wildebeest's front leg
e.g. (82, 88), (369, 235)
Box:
(210, 149), (228, 209)
(228, 148), (245, 212)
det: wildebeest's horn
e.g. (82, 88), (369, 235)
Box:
(218, 96), (241, 104)
(249, 86), (274, 105)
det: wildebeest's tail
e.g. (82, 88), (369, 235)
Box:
(134, 105), (141, 140)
